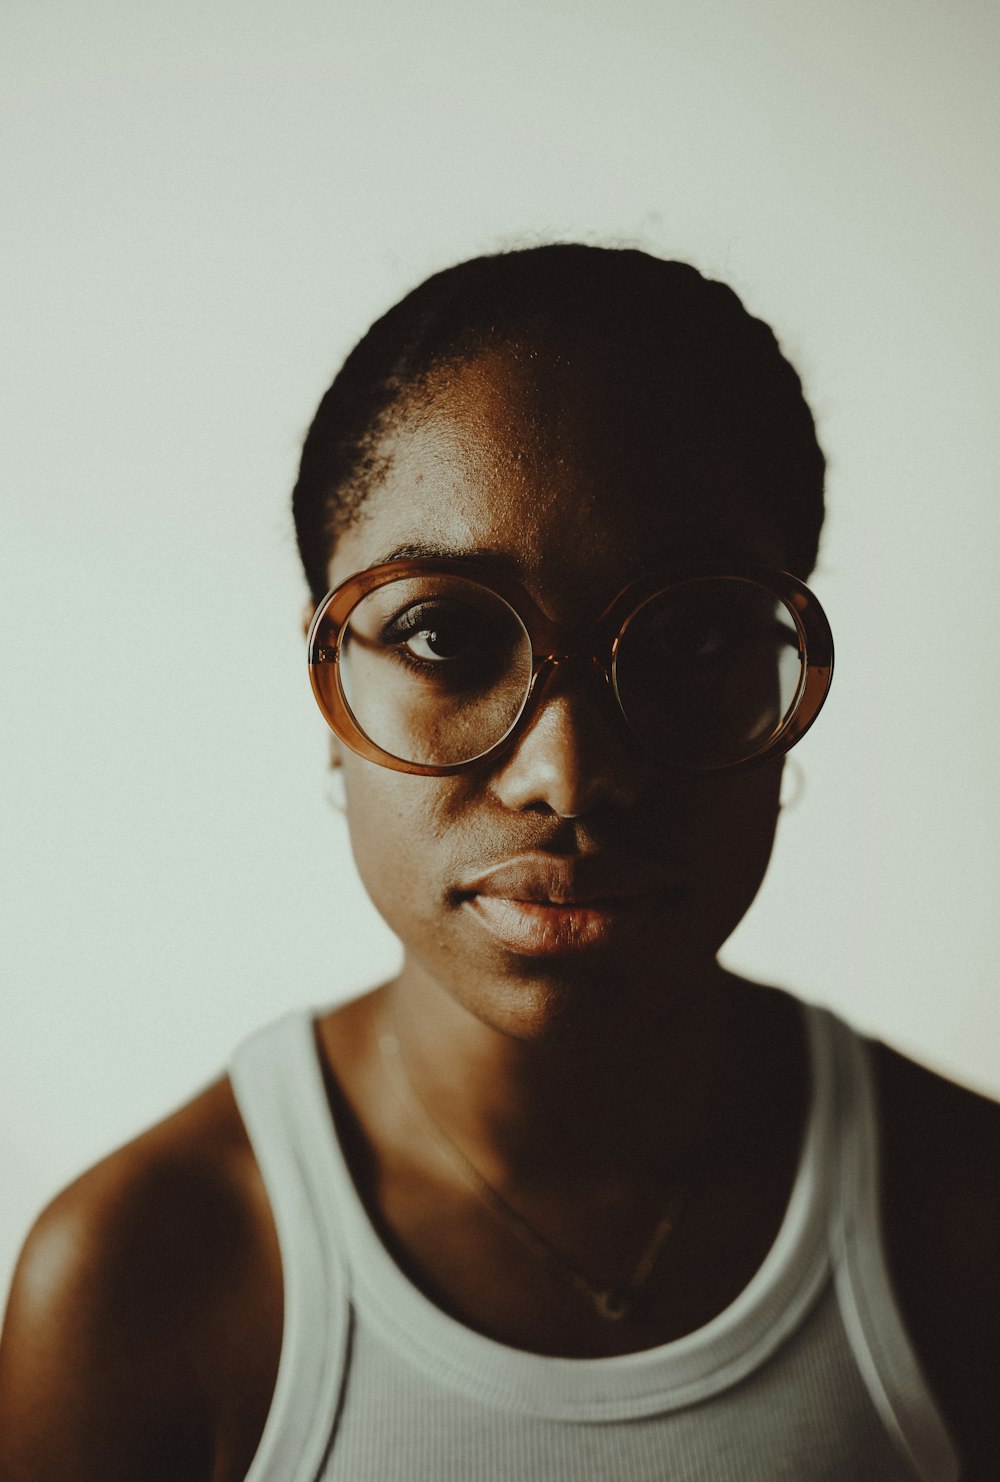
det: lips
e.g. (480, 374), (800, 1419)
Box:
(457, 853), (685, 955)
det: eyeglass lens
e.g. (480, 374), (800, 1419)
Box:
(324, 574), (805, 770)
(613, 580), (804, 769)
(338, 575), (534, 767)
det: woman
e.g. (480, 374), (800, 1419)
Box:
(1, 245), (997, 1480)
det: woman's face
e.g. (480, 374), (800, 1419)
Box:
(323, 342), (788, 1039)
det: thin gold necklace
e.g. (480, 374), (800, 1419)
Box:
(378, 1028), (687, 1323)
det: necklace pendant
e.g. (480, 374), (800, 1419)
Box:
(593, 1288), (631, 1322)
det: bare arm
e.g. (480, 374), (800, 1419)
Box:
(0, 1162), (213, 1480)
(876, 1045), (1000, 1481)
(0, 1078), (280, 1482)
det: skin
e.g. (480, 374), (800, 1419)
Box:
(1, 340), (998, 1479)
(330, 347), (790, 1045)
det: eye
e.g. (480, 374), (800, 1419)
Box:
(342, 577), (532, 703)
(642, 611), (732, 663)
(406, 632), (457, 661)
(386, 602), (482, 663)
(381, 602), (526, 689)
(623, 584), (793, 683)
(678, 622), (727, 659)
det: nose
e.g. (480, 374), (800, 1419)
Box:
(490, 658), (643, 817)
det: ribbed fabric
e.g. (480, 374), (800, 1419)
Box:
(228, 1003), (961, 1482)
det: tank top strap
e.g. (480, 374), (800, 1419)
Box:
(823, 1010), (961, 1482)
(229, 1010), (351, 1482)
(228, 1002), (964, 1482)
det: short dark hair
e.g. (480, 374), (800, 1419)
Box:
(292, 244), (825, 601)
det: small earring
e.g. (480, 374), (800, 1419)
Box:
(779, 756), (806, 812)
(326, 767), (347, 814)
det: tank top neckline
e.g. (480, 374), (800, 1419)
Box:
(285, 999), (836, 1421)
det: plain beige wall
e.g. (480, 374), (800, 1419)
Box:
(3, 0), (998, 1303)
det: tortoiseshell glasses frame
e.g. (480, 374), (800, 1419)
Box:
(306, 558), (834, 776)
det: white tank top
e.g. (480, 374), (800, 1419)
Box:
(229, 1003), (960, 1481)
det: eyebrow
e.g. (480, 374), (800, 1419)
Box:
(371, 541), (522, 574)
(368, 538), (784, 583)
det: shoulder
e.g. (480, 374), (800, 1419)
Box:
(872, 1040), (1000, 1279)
(0, 1076), (282, 1482)
(870, 1039), (1000, 1478)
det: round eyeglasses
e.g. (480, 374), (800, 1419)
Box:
(306, 559), (834, 775)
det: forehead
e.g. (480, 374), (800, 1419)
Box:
(328, 345), (783, 612)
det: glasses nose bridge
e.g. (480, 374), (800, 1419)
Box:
(541, 649), (612, 684)
(526, 598), (620, 709)
(525, 646), (619, 737)
(532, 606), (615, 671)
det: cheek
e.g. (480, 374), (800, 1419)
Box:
(340, 763), (455, 941)
(683, 762), (783, 946)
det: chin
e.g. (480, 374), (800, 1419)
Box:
(431, 933), (724, 1045)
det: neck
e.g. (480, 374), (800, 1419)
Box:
(382, 955), (764, 1193)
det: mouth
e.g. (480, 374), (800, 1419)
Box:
(457, 854), (686, 956)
